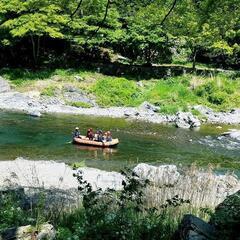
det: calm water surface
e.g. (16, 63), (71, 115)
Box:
(0, 111), (239, 172)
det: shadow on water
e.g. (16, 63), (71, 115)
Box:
(0, 111), (239, 173)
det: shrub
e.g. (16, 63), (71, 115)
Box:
(41, 86), (56, 96)
(91, 77), (142, 107)
(56, 170), (190, 240)
(207, 92), (227, 105)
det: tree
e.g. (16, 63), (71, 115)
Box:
(0, 0), (69, 65)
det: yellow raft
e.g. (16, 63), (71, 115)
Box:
(73, 136), (119, 148)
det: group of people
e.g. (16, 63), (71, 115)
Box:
(73, 127), (112, 142)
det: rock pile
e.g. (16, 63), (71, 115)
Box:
(175, 111), (201, 129)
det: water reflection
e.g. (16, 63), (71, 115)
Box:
(74, 145), (118, 160)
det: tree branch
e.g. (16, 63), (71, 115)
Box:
(70, 0), (84, 19)
(86, 0), (111, 41)
(160, 0), (178, 26)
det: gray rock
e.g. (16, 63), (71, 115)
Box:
(63, 85), (97, 107)
(0, 77), (11, 93)
(0, 224), (55, 240)
(194, 105), (240, 125)
(193, 105), (213, 115)
(175, 112), (201, 128)
(173, 214), (216, 240)
(124, 108), (139, 117)
(139, 101), (160, 113)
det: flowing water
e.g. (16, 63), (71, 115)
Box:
(0, 111), (239, 173)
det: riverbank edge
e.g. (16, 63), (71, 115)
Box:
(0, 91), (240, 127)
(0, 158), (239, 208)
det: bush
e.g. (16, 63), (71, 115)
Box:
(41, 86), (56, 96)
(207, 92), (227, 105)
(91, 77), (142, 107)
(56, 170), (190, 240)
(0, 192), (28, 231)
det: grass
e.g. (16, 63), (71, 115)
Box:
(1, 67), (240, 114)
(41, 86), (56, 96)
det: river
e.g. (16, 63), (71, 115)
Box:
(0, 111), (239, 173)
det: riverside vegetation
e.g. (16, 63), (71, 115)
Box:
(0, 165), (239, 240)
(0, 169), (216, 240)
(1, 68), (240, 114)
(0, 0), (240, 239)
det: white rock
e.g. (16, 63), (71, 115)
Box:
(133, 163), (180, 186)
(0, 76), (11, 93)
(222, 129), (240, 141)
(28, 109), (42, 117)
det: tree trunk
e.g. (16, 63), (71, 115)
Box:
(192, 47), (197, 71)
(30, 35), (40, 67)
(30, 35), (37, 66)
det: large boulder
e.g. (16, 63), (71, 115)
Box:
(0, 224), (55, 240)
(133, 163), (180, 187)
(173, 215), (216, 240)
(138, 101), (160, 113)
(175, 112), (201, 128)
(210, 190), (240, 240)
(221, 129), (240, 141)
(0, 77), (11, 93)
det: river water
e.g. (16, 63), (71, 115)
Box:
(0, 111), (239, 173)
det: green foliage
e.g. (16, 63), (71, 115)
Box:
(0, 192), (28, 231)
(56, 170), (191, 240)
(210, 190), (240, 240)
(70, 161), (86, 170)
(92, 77), (142, 107)
(194, 75), (240, 109)
(41, 86), (56, 96)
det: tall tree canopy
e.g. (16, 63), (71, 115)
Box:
(0, 0), (239, 68)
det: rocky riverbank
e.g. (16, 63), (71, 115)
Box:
(0, 158), (239, 208)
(1, 77), (240, 128)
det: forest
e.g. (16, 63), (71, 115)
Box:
(0, 0), (239, 69)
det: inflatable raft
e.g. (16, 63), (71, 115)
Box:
(73, 136), (119, 148)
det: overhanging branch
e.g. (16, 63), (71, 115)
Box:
(160, 0), (178, 26)
(70, 0), (84, 19)
(86, 0), (111, 41)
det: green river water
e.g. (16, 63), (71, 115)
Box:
(0, 111), (239, 173)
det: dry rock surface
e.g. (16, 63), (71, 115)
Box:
(0, 77), (11, 93)
(0, 159), (239, 208)
(194, 105), (240, 125)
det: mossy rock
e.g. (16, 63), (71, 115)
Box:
(210, 190), (240, 240)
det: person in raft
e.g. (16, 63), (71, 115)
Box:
(106, 131), (112, 142)
(96, 130), (104, 142)
(73, 127), (81, 138)
(86, 128), (94, 140)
